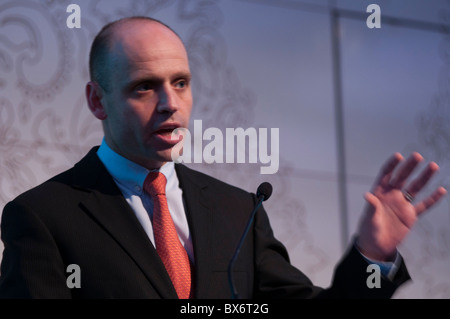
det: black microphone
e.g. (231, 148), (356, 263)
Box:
(228, 182), (273, 299)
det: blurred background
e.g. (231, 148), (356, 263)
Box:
(1, 0), (450, 298)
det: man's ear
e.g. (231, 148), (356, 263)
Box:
(86, 81), (107, 120)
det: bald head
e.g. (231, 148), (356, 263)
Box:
(89, 16), (185, 92)
(85, 16), (192, 168)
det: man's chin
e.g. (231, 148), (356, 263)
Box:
(154, 149), (176, 164)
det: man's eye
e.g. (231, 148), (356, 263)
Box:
(174, 80), (187, 89)
(135, 83), (153, 92)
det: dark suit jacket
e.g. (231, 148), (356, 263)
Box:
(0, 147), (410, 298)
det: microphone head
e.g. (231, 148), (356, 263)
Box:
(256, 182), (273, 201)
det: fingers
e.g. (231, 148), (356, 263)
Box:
(403, 161), (440, 199)
(375, 152), (435, 192)
(415, 186), (448, 215)
(389, 152), (424, 189)
(374, 152), (404, 190)
(375, 151), (447, 215)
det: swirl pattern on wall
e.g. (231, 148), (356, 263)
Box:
(0, 0), (327, 281)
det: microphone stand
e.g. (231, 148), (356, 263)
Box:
(227, 193), (265, 299)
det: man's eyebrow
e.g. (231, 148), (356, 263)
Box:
(171, 71), (192, 81)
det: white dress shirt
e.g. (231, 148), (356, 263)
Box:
(96, 139), (194, 264)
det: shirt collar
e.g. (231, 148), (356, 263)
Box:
(96, 138), (175, 194)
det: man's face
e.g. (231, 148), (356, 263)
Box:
(91, 21), (193, 169)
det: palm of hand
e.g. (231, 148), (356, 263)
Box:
(357, 152), (446, 261)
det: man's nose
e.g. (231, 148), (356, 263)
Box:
(156, 85), (178, 113)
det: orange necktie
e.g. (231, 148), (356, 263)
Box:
(143, 172), (192, 299)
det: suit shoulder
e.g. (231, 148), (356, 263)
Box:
(175, 164), (253, 197)
(5, 167), (76, 207)
(5, 147), (101, 205)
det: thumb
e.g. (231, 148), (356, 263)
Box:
(364, 192), (380, 210)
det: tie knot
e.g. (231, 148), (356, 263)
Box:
(143, 172), (167, 197)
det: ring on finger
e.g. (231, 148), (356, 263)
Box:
(403, 190), (415, 202)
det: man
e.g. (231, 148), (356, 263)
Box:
(0, 16), (446, 299)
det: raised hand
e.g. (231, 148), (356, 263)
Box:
(356, 152), (447, 261)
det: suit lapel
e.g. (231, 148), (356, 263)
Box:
(175, 164), (215, 298)
(73, 148), (178, 299)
